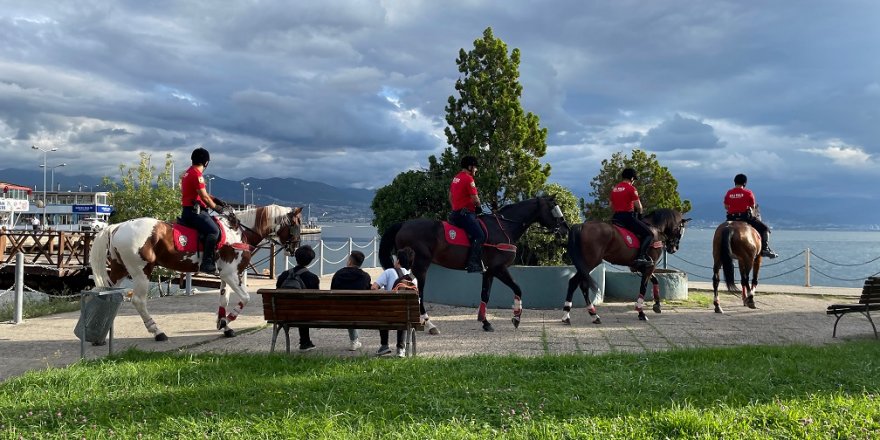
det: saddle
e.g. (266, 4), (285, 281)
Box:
(611, 223), (662, 250)
(442, 220), (516, 252)
(172, 217), (227, 253)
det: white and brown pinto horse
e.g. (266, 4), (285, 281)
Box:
(89, 204), (302, 341)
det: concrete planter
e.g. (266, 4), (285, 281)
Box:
(604, 268), (688, 300)
(423, 264), (605, 309)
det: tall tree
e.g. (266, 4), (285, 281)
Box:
(102, 153), (180, 223)
(441, 27), (550, 209)
(585, 149), (691, 220)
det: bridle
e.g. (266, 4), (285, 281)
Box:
(483, 197), (569, 239)
(222, 209), (301, 253)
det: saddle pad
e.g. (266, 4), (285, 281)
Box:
(442, 220), (488, 246)
(172, 217), (227, 252)
(613, 225), (662, 249)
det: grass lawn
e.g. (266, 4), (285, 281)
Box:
(2, 341), (879, 439)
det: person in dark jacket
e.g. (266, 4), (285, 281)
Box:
(330, 250), (372, 350)
(276, 245), (319, 351)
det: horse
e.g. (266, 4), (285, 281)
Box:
(562, 209), (691, 323)
(89, 204), (302, 340)
(379, 195), (569, 333)
(711, 220), (762, 312)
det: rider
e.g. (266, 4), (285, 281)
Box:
(724, 174), (779, 258)
(610, 168), (654, 267)
(449, 155), (486, 273)
(180, 147), (227, 274)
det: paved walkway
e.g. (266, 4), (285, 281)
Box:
(1, 270), (873, 382)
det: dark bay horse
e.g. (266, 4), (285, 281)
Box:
(379, 196), (568, 333)
(711, 220), (762, 312)
(562, 209), (690, 323)
(90, 205), (302, 340)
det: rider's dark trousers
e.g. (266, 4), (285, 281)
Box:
(181, 206), (220, 262)
(612, 211), (654, 256)
(449, 209), (486, 266)
(726, 212), (771, 247)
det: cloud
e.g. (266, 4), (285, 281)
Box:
(641, 114), (725, 151)
(801, 144), (873, 168)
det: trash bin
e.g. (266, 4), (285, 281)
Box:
(75, 289), (124, 346)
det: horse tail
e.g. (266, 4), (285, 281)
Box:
(89, 223), (119, 288)
(567, 223), (597, 293)
(379, 222), (403, 269)
(720, 226), (738, 292)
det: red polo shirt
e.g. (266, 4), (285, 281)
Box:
(610, 181), (639, 212)
(450, 170), (477, 212)
(181, 166), (206, 208)
(724, 187), (756, 215)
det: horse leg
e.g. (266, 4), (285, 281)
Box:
(650, 274), (662, 314)
(216, 261), (250, 337)
(216, 280), (230, 330)
(561, 273), (580, 325)
(748, 257), (761, 309)
(582, 277), (601, 324)
(129, 269), (168, 341)
(412, 266), (439, 335)
(712, 262), (724, 314)
(636, 273), (649, 321)
(478, 273), (495, 332)
(492, 267), (525, 330)
(740, 263), (750, 307)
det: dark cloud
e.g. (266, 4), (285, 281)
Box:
(642, 114), (725, 151)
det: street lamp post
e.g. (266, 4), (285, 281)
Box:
(40, 163), (67, 191)
(240, 182), (250, 205)
(251, 187), (260, 206)
(32, 145), (58, 226)
(207, 175), (216, 193)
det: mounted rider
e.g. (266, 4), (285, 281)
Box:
(611, 168), (654, 267)
(448, 155), (486, 273)
(724, 174), (778, 258)
(180, 147), (228, 274)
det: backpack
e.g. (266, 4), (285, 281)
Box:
(281, 267), (309, 289)
(392, 267), (418, 292)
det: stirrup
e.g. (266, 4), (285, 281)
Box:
(761, 249), (779, 259)
(633, 256), (654, 267)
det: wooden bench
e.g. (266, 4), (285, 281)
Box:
(256, 289), (424, 356)
(826, 277), (880, 338)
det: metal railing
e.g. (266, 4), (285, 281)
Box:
(283, 237), (380, 277)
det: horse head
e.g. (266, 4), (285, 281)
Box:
(275, 206), (303, 254)
(645, 209), (691, 254)
(536, 195), (570, 238)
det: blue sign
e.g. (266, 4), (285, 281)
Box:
(73, 204), (112, 214)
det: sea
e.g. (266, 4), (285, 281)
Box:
(258, 223), (880, 289)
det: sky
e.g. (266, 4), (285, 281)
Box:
(1, 0), (879, 208)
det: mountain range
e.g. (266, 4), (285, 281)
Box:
(0, 168), (375, 221)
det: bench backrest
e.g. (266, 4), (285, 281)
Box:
(256, 289), (421, 330)
(860, 277), (880, 305)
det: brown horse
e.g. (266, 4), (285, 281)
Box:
(711, 221), (762, 312)
(89, 205), (302, 340)
(562, 209), (691, 323)
(378, 196), (568, 333)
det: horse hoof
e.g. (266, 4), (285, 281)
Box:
(638, 312), (648, 321)
(223, 329), (235, 338)
(593, 317), (602, 325)
(562, 318), (571, 325)
(482, 321), (495, 332)
(652, 303), (662, 314)
(748, 303), (757, 310)
(714, 307), (724, 314)
(511, 317), (520, 329)
(217, 318), (228, 331)
(428, 327), (440, 336)
(155, 333), (168, 342)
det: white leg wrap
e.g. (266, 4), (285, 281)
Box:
(513, 298), (522, 312)
(636, 297), (645, 310)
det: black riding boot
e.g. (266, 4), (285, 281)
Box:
(199, 235), (218, 273)
(466, 241), (484, 273)
(760, 231), (779, 258)
(633, 236), (654, 267)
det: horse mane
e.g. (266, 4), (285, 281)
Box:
(236, 204), (290, 230)
(644, 208), (678, 231)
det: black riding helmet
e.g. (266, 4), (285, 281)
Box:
(460, 155), (478, 169)
(191, 147), (210, 166)
(622, 168), (638, 180)
(734, 173), (747, 186)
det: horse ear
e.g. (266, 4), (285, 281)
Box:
(293, 207), (303, 215)
(682, 218), (692, 224)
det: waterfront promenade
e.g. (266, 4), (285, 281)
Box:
(0, 269), (871, 382)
